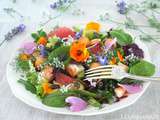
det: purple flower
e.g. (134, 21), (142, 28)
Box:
(17, 24), (26, 32)
(65, 96), (87, 112)
(21, 42), (37, 55)
(75, 30), (83, 39)
(50, 3), (57, 9)
(38, 45), (47, 57)
(119, 84), (142, 94)
(117, 0), (127, 14)
(97, 55), (108, 65)
(4, 24), (26, 41)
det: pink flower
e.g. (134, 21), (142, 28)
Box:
(119, 84), (142, 94)
(21, 42), (37, 55)
(65, 96), (87, 112)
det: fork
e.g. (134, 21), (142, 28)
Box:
(85, 65), (160, 82)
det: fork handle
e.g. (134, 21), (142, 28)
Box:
(126, 74), (160, 82)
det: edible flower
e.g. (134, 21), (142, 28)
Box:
(85, 22), (101, 32)
(65, 96), (87, 112)
(104, 38), (117, 51)
(42, 83), (53, 94)
(70, 39), (89, 62)
(119, 84), (142, 94)
(21, 42), (37, 55)
(97, 55), (108, 65)
(38, 45), (47, 57)
(19, 53), (30, 61)
(37, 37), (47, 45)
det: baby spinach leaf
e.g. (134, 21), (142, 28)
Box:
(18, 79), (36, 94)
(48, 46), (70, 66)
(42, 94), (66, 107)
(110, 29), (133, 46)
(129, 60), (155, 76)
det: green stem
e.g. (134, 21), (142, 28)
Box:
(137, 28), (160, 44)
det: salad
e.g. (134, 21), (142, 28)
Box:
(15, 22), (155, 112)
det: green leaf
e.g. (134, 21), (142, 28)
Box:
(110, 29), (133, 46)
(42, 93), (67, 107)
(88, 97), (101, 108)
(16, 59), (30, 72)
(48, 46), (70, 62)
(31, 33), (39, 41)
(38, 29), (47, 37)
(26, 72), (38, 85)
(129, 60), (155, 76)
(18, 79), (36, 94)
(36, 84), (44, 97)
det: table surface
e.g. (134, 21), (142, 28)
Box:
(0, 0), (160, 120)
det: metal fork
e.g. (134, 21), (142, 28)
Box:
(85, 65), (160, 82)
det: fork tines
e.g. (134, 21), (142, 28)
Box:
(84, 65), (116, 80)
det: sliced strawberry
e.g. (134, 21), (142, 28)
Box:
(48, 27), (75, 39)
(55, 72), (75, 85)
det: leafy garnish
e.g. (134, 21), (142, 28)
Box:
(48, 45), (70, 66)
(129, 60), (155, 76)
(16, 58), (30, 72)
(31, 29), (47, 42)
(42, 93), (67, 107)
(18, 79), (36, 94)
(110, 29), (133, 46)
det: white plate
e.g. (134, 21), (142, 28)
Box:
(6, 23), (151, 116)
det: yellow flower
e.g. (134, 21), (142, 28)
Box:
(85, 22), (101, 32)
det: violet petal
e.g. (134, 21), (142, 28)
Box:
(65, 96), (87, 112)
(21, 42), (37, 54)
(119, 84), (142, 94)
(97, 56), (108, 65)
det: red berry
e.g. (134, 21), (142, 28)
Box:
(55, 72), (75, 85)
(48, 27), (75, 39)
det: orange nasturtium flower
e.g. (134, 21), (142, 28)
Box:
(42, 83), (53, 94)
(37, 36), (47, 45)
(85, 22), (101, 32)
(70, 40), (89, 62)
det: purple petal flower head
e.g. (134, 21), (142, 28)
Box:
(117, 0), (127, 14)
(119, 84), (142, 94)
(97, 55), (108, 65)
(65, 96), (87, 112)
(17, 24), (26, 32)
(75, 30), (83, 39)
(50, 3), (57, 9)
(38, 45), (47, 57)
(21, 42), (37, 55)
(4, 24), (26, 41)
